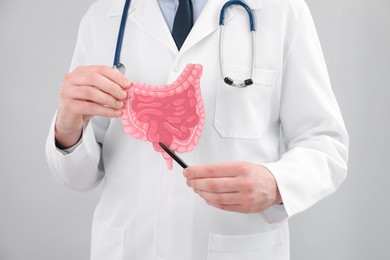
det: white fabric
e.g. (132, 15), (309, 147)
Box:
(45, 0), (349, 259)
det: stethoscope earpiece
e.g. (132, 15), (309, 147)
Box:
(224, 77), (234, 85)
(224, 77), (253, 88)
(244, 78), (253, 86)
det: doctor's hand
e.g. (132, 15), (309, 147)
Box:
(183, 162), (282, 214)
(55, 65), (131, 148)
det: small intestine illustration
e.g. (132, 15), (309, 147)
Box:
(122, 64), (205, 169)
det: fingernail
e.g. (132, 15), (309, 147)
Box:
(120, 90), (127, 99)
(183, 169), (189, 178)
(124, 80), (131, 88)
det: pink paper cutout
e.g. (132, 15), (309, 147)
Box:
(122, 64), (205, 169)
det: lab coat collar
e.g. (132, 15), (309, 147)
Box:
(109, 0), (178, 53)
(180, 0), (261, 53)
(108, 0), (135, 17)
(107, 0), (262, 54)
(108, 0), (262, 16)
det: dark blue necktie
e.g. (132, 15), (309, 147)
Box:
(172, 0), (194, 50)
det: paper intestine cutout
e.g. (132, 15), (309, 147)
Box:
(122, 64), (205, 169)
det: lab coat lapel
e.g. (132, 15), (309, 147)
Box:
(180, 0), (262, 53)
(109, 0), (178, 54)
(108, 0), (262, 55)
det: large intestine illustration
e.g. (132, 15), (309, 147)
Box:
(122, 64), (205, 169)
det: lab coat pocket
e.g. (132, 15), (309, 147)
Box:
(207, 229), (282, 260)
(91, 220), (125, 260)
(214, 66), (276, 139)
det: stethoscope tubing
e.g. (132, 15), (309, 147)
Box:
(113, 0), (256, 87)
(219, 0), (255, 31)
(219, 0), (256, 87)
(113, 0), (131, 68)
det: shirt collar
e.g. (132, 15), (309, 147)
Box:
(108, 0), (262, 17)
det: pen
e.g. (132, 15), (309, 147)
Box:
(158, 142), (188, 169)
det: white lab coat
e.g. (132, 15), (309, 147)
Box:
(46, 0), (349, 259)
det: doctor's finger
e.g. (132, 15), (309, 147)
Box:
(68, 99), (122, 118)
(194, 189), (242, 205)
(64, 71), (128, 100)
(186, 177), (240, 193)
(184, 162), (242, 179)
(65, 85), (124, 110)
(205, 201), (251, 214)
(73, 65), (131, 89)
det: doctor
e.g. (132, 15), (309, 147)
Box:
(46, 0), (349, 259)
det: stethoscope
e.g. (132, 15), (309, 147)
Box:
(113, 0), (256, 88)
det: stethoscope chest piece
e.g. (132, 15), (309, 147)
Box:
(219, 0), (256, 88)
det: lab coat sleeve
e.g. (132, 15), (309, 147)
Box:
(45, 13), (109, 191)
(45, 113), (106, 191)
(262, 3), (349, 223)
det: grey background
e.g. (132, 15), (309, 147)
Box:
(0, 0), (389, 259)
